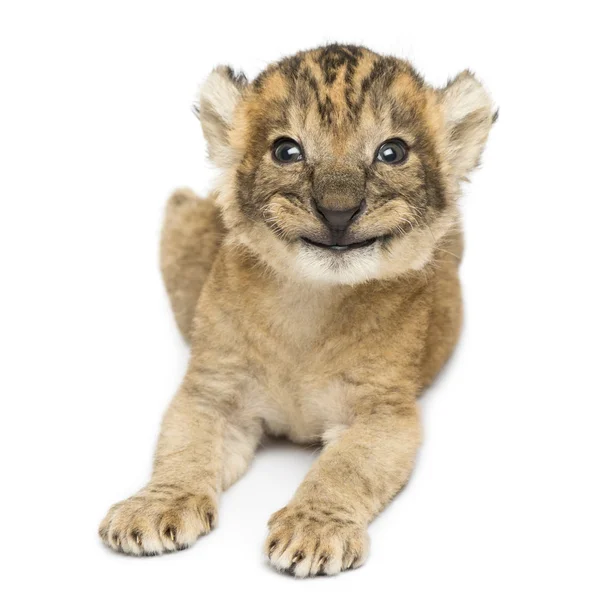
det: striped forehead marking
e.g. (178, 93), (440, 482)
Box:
(253, 45), (423, 127)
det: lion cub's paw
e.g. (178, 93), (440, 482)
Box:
(99, 486), (217, 556)
(265, 503), (369, 577)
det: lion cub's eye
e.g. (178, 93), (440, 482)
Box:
(272, 138), (304, 164)
(376, 139), (408, 165)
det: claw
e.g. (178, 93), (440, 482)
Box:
(317, 555), (328, 572)
(206, 511), (215, 530)
(268, 540), (278, 557)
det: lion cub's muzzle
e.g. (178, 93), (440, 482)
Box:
(305, 196), (373, 250)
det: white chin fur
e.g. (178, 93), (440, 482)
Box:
(295, 242), (382, 285)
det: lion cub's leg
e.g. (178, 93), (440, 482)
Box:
(160, 189), (225, 342)
(99, 370), (261, 556)
(266, 400), (421, 577)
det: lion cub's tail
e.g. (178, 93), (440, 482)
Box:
(160, 189), (225, 342)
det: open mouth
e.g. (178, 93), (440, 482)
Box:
(301, 237), (379, 251)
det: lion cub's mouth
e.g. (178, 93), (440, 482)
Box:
(300, 237), (379, 251)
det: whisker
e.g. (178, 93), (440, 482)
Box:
(425, 223), (460, 260)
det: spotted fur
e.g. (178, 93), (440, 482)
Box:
(100, 45), (495, 576)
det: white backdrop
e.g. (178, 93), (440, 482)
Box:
(1, 1), (598, 596)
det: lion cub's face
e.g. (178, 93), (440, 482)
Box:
(196, 45), (494, 284)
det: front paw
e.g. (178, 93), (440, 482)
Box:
(265, 503), (369, 577)
(99, 485), (217, 556)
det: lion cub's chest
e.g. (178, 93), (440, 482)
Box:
(246, 288), (360, 442)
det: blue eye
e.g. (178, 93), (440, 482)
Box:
(376, 139), (408, 164)
(273, 138), (304, 163)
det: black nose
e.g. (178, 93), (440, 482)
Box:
(316, 200), (365, 231)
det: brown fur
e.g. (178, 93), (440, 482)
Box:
(99, 45), (494, 576)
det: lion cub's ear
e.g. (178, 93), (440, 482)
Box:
(439, 71), (496, 181)
(193, 66), (247, 168)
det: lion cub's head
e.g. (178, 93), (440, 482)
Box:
(195, 45), (495, 284)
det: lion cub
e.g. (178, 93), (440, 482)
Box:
(99, 44), (494, 576)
